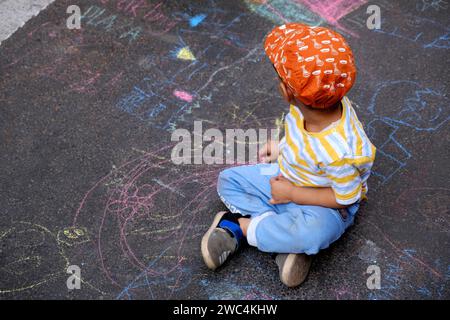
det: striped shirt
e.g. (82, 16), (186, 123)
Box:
(278, 97), (376, 205)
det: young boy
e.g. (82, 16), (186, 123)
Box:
(201, 23), (376, 287)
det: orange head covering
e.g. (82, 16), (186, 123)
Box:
(264, 23), (356, 109)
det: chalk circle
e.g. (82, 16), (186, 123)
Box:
(0, 221), (69, 294)
(58, 226), (90, 247)
(74, 147), (224, 298)
(63, 226), (85, 239)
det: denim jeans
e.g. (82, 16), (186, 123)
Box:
(217, 163), (359, 254)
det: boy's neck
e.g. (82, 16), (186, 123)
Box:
(298, 102), (342, 133)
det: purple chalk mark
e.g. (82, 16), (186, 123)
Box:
(173, 90), (194, 102)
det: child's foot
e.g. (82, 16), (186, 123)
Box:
(201, 211), (245, 270)
(275, 253), (313, 287)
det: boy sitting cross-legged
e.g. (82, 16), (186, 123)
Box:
(201, 23), (376, 287)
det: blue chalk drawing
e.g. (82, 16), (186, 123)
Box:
(243, 0), (323, 26)
(199, 279), (280, 300)
(116, 247), (169, 300)
(81, 5), (142, 44)
(416, 0), (449, 12)
(424, 32), (450, 49)
(373, 15), (450, 49)
(367, 80), (449, 131)
(368, 261), (402, 300)
(368, 249), (448, 300)
(363, 80), (449, 186)
(116, 3), (262, 131)
(117, 86), (153, 117)
(416, 286), (432, 297)
(366, 119), (412, 186)
(189, 14), (207, 27)
(116, 247), (192, 299)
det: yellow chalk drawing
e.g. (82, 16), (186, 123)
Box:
(0, 221), (69, 294)
(0, 228), (13, 241)
(1, 256), (42, 276)
(57, 226), (90, 247)
(177, 47), (196, 61)
(64, 227), (85, 239)
(0, 221), (105, 296)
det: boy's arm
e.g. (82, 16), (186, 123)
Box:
(269, 175), (350, 209)
(290, 184), (348, 208)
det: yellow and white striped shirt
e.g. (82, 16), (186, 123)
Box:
(278, 97), (376, 205)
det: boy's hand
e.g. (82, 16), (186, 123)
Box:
(269, 175), (294, 204)
(259, 140), (279, 163)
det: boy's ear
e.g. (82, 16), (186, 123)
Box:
(278, 81), (295, 104)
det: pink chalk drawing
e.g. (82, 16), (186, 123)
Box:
(72, 114), (271, 299)
(297, 0), (369, 37)
(173, 90), (194, 102)
(246, 0), (370, 37)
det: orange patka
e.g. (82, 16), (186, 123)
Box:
(265, 23), (356, 109)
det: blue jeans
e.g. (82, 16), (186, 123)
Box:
(217, 163), (359, 255)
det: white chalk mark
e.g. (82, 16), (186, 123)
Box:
(0, 0), (55, 45)
(152, 178), (185, 198)
(197, 47), (260, 94)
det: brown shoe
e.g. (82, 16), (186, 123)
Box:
(201, 211), (239, 270)
(275, 253), (312, 287)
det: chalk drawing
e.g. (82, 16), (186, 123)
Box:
(82, 0), (181, 39)
(71, 105), (281, 298)
(72, 144), (225, 298)
(0, 221), (68, 294)
(199, 279), (280, 300)
(116, 247), (194, 299)
(27, 26), (125, 96)
(173, 90), (194, 102)
(366, 80), (449, 131)
(189, 14), (207, 27)
(0, 221), (103, 295)
(244, 0), (370, 37)
(170, 30), (198, 61)
(365, 118), (412, 187)
(2, 0), (448, 300)
(299, 0), (369, 36)
(81, 5), (143, 44)
(350, 220), (449, 300)
(393, 187), (450, 232)
(366, 247), (449, 299)
(57, 227), (90, 247)
(334, 285), (360, 300)
(416, 0), (448, 12)
(372, 13), (450, 49)
(244, 0), (323, 26)
(357, 239), (382, 264)
(357, 80), (449, 187)
(424, 32), (450, 49)
(116, 4), (265, 132)
(152, 178), (186, 198)
(174, 46), (196, 61)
